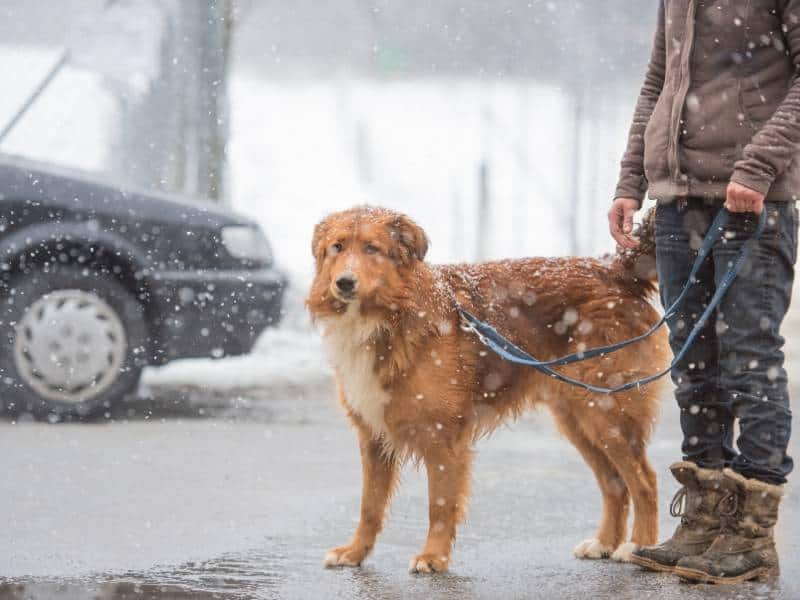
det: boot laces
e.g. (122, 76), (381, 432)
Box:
(670, 487), (688, 519)
(714, 491), (739, 517)
(713, 491), (739, 536)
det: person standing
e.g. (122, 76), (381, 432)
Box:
(609, 0), (797, 584)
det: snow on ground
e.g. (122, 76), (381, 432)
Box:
(142, 282), (331, 391)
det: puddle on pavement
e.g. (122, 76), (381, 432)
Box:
(0, 546), (291, 600)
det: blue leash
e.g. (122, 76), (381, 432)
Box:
(458, 208), (767, 394)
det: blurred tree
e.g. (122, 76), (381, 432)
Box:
(114, 0), (232, 203)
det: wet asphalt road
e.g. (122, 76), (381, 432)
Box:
(1, 382), (798, 600)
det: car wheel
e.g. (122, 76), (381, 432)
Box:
(0, 264), (149, 420)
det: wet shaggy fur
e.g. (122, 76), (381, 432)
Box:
(307, 206), (668, 573)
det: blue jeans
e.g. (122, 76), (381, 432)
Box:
(655, 198), (796, 485)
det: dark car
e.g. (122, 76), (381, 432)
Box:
(0, 155), (288, 419)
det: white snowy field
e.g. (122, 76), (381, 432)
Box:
(226, 73), (634, 276)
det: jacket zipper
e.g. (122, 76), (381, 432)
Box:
(668, 0), (698, 183)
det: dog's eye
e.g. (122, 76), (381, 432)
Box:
(329, 242), (342, 256)
(365, 243), (381, 255)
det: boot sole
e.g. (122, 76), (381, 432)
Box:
(674, 565), (779, 584)
(630, 554), (676, 573)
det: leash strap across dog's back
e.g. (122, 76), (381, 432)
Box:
(459, 208), (767, 395)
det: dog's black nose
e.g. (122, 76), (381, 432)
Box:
(335, 273), (357, 294)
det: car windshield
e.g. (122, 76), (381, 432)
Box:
(0, 45), (113, 174)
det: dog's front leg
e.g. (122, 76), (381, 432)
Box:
(410, 444), (473, 574)
(325, 424), (398, 568)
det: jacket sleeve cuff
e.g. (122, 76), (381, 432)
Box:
(614, 177), (647, 208)
(730, 168), (773, 197)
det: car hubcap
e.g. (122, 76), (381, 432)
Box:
(13, 289), (127, 404)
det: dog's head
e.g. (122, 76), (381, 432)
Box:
(306, 206), (429, 318)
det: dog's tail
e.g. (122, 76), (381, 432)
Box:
(610, 207), (658, 298)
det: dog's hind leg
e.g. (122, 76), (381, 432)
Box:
(552, 409), (631, 559)
(324, 422), (399, 568)
(603, 447), (658, 561)
(409, 436), (474, 574)
(579, 410), (659, 559)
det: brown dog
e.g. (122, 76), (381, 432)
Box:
(307, 206), (668, 573)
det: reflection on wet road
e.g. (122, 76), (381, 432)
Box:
(1, 384), (798, 599)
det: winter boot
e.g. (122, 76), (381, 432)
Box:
(631, 461), (726, 572)
(674, 469), (783, 584)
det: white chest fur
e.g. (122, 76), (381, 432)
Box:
(318, 306), (391, 436)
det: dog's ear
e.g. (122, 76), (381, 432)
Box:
(389, 214), (429, 262)
(311, 217), (329, 267)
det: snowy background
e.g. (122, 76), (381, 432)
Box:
(2, 0), (797, 397)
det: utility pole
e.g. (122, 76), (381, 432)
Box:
(113, 0), (232, 203)
(567, 86), (584, 256)
(476, 101), (493, 261)
(476, 160), (490, 261)
(179, 0), (232, 202)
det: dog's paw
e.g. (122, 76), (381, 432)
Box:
(408, 553), (450, 574)
(324, 545), (366, 568)
(573, 538), (612, 560)
(611, 542), (638, 562)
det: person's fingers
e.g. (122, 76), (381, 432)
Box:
(623, 206), (640, 246)
(609, 209), (633, 248)
(609, 200), (640, 248)
(726, 183), (767, 214)
(725, 184), (737, 212)
(725, 183), (768, 216)
(608, 209), (625, 247)
(622, 206), (634, 234)
(727, 188), (744, 212)
(608, 206), (621, 232)
(611, 223), (638, 249)
(738, 197), (749, 213)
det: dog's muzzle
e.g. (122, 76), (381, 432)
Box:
(332, 272), (358, 301)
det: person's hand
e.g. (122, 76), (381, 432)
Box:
(608, 197), (640, 249)
(725, 182), (765, 214)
